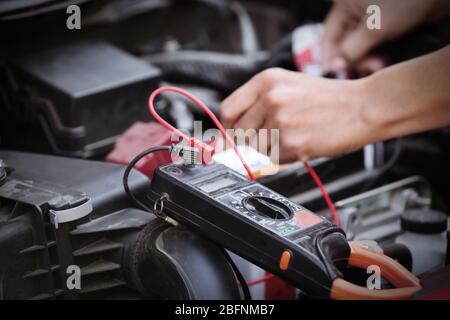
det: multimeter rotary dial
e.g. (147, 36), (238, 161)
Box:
(242, 196), (293, 220)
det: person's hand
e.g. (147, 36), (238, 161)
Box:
(221, 48), (450, 163)
(321, 0), (442, 72)
(220, 68), (370, 162)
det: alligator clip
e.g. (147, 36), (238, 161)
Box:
(330, 242), (421, 300)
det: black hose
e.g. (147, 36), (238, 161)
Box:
(144, 51), (267, 92)
(221, 249), (252, 300)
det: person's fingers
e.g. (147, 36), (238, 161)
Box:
(355, 55), (386, 76)
(321, 3), (351, 71)
(232, 89), (288, 156)
(220, 80), (261, 128)
(220, 93), (256, 129)
(262, 110), (299, 162)
(220, 68), (284, 128)
(244, 120), (269, 157)
(339, 23), (384, 65)
(232, 96), (267, 132)
(232, 81), (296, 132)
(257, 119), (290, 164)
(327, 56), (348, 73)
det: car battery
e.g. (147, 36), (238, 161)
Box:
(0, 41), (161, 158)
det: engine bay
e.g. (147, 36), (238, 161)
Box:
(0, 0), (449, 302)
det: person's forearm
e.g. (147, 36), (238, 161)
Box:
(357, 46), (450, 144)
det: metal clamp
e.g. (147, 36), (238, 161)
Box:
(153, 194), (168, 216)
(0, 168), (6, 186)
(153, 193), (179, 227)
(0, 160), (8, 187)
(50, 198), (93, 229)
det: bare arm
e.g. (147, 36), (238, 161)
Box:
(360, 45), (450, 144)
(321, 0), (450, 72)
(220, 46), (450, 162)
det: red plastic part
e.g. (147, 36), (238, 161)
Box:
(106, 122), (173, 178)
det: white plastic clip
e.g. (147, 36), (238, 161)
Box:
(50, 199), (93, 229)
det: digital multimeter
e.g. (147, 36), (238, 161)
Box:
(148, 162), (351, 298)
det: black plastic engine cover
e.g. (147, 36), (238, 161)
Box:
(0, 151), (241, 300)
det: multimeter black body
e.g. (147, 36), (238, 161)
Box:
(148, 162), (351, 298)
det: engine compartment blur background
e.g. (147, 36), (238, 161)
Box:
(0, 0), (450, 300)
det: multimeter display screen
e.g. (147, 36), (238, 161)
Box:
(198, 177), (239, 194)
